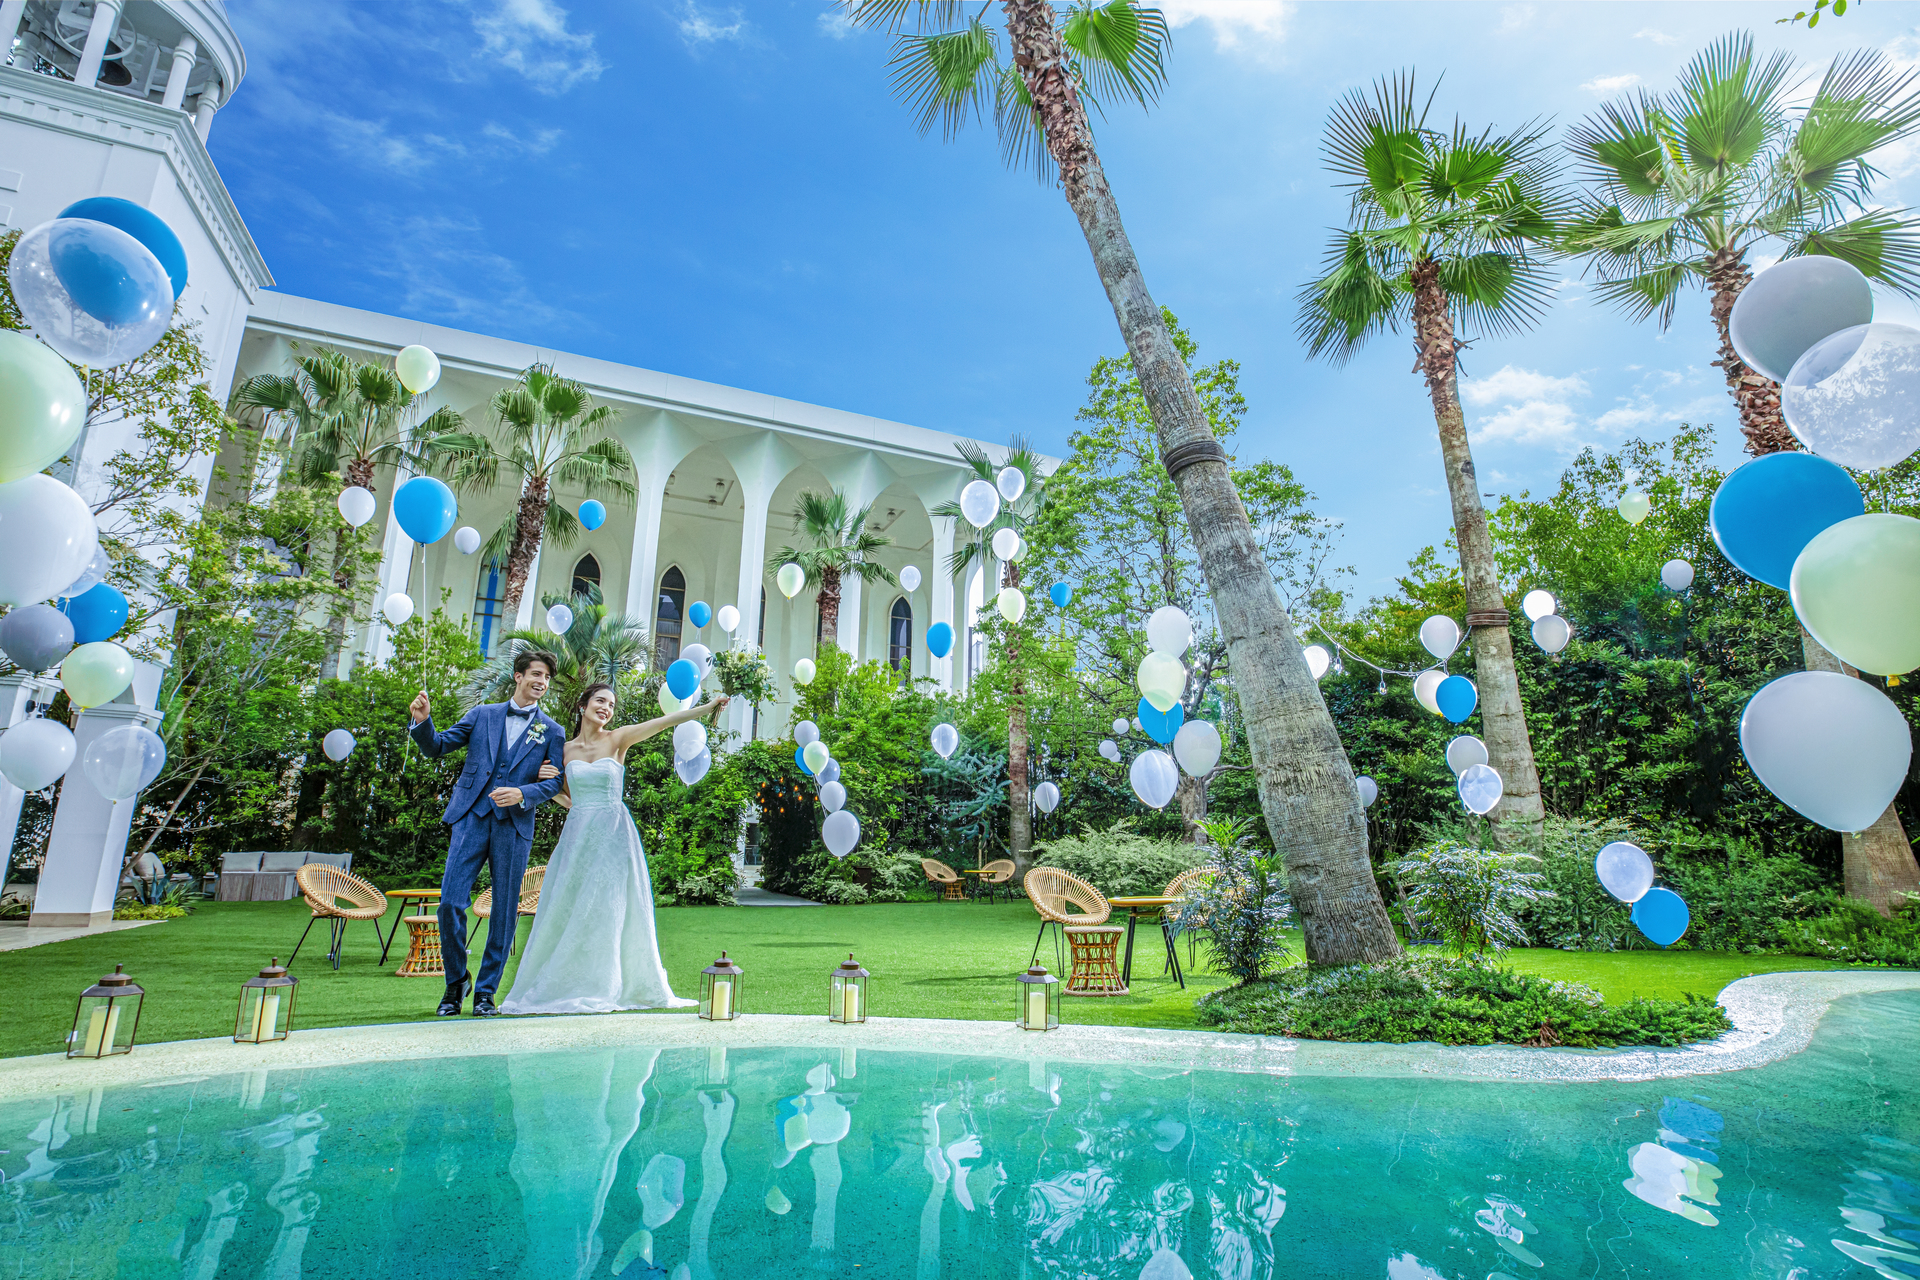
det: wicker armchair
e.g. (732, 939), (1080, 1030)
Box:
(921, 858), (965, 901)
(471, 865), (546, 955)
(288, 865), (388, 971)
(978, 858), (1016, 903)
(1024, 866), (1112, 969)
(1164, 866), (1217, 967)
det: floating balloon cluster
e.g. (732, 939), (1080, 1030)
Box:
(1522, 589), (1571, 655)
(1594, 839), (1689, 947)
(795, 719), (859, 856)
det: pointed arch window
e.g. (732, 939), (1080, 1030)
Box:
(655, 566), (686, 667)
(473, 559), (505, 656)
(889, 597), (913, 670)
(571, 553), (601, 598)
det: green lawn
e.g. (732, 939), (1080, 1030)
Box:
(0, 898), (1855, 1058)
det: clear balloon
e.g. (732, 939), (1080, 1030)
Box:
(59, 641), (132, 708)
(930, 723), (958, 759)
(0, 329), (85, 486)
(996, 586), (1027, 624)
(0, 716), (75, 792)
(676, 748), (712, 786)
(1136, 652), (1186, 713)
(545, 603), (573, 635)
(1435, 674), (1478, 724)
(393, 476), (458, 545)
(8, 218), (172, 367)
(57, 545), (110, 599)
(81, 723), (165, 801)
(717, 604), (741, 633)
(802, 740), (830, 773)
(1111, 717), (1130, 736)
(453, 525), (482, 555)
(1304, 644), (1330, 679)
(1173, 719), (1222, 776)
(996, 466), (1027, 502)
(793, 657), (816, 685)
(1618, 492), (1651, 525)
(396, 344), (441, 394)
(1631, 887), (1690, 947)
(1456, 762), (1503, 816)
(958, 479), (1001, 529)
(817, 759), (841, 784)
(673, 719), (708, 762)
(1445, 734), (1487, 775)
(337, 486), (377, 528)
(0, 604), (73, 671)
(1521, 589), (1556, 621)
(1709, 450), (1865, 591)
(899, 566), (921, 593)
(1356, 775), (1378, 807)
(795, 719), (820, 747)
(1594, 841), (1655, 904)
(384, 593), (415, 627)
(1099, 738), (1120, 762)
(1413, 669), (1444, 714)
(1146, 606), (1192, 656)
(1418, 615), (1460, 659)
(777, 563), (805, 599)
(1532, 614), (1570, 654)
(1660, 559), (1695, 591)
(1129, 749), (1179, 809)
(818, 780), (847, 813)
(1740, 670), (1912, 832)
(322, 728), (356, 762)
(1782, 323), (1920, 470)
(0, 474), (97, 607)
(666, 659), (700, 700)
(1729, 254), (1875, 384)
(991, 527), (1021, 562)
(1790, 513), (1920, 676)
(1034, 781), (1060, 814)
(681, 642), (712, 677)
(823, 808), (861, 858)
(57, 197), (188, 299)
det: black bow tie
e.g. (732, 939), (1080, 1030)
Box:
(506, 705), (535, 718)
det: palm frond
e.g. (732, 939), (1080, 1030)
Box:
(1785, 46), (1920, 205)
(849, 0), (973, 32)
(1790, 209), (1920, 294)
(1671, 30), (1794, 176)
(1061, 0), (1168, 109)
(889, 17), (998, 140)
(1295, 230), (1405, 364)
(1567, 93), (1669, 199)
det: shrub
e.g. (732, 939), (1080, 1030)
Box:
(1031, 820), (1208, 899)
(1387, 838), (1553, 955)
(1196, 953), (1732, 1047)
(1174, 816), (1293, 985)
(1782, 895), (1920, 966)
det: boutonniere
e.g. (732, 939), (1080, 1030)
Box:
(527, 723), (548, 744)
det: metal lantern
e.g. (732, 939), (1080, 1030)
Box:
(828, 953), (869, 1024)
(700, 951), (743, 1022)
(67, 964), (144, 1058)
(234, 957), (298, 1044)
(1016, 964), (1060, 1031)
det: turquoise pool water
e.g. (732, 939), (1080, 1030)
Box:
(2, 992), (1915, 1279)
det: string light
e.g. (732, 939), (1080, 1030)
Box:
(1301, 618), (1445, 685)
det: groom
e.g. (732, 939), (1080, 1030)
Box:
(409, 649), (568, 1017)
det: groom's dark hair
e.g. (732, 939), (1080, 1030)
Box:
(514, 649), (559, 679)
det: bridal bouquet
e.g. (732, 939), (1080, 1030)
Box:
(712, 647), (777, 707)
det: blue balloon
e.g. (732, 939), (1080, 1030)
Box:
(1435, 674), (1478, 724)
(688, 600), (712, 629)
(578, 499), (606, 531)
(392, 476), (457, 545)
(1709, 452), (1863, 591)
(58, 197), (188, 300)
(47, 219), (167, 327)
(57, 583), (128, 644)
(926, 621), (953, 658)
(665, 658), (700, 700)
(795, 745), (814, 776)
(1049, 582), (1073, 608)
(1137, 697), (1184, 744)
(1630, 887), (1690, 947)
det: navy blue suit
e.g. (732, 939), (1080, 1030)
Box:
(410, 700), (567, 997)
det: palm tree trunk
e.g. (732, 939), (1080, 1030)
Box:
(1175, 773), (1208, 839)
(1004, 558), (1032, 870)
(319, 457), (381, 680)
(1001, 0), (1398, 963)
(1410, 259), (1546, 840)
(817, 566), (842, 649)
(502, 476), (550, 620)
(1707, 249), (1795, 456)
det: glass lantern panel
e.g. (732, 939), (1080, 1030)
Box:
(238, 986), (289, 1041)
(708, 975), (735, 1021)
(74, 994), (136, 1056)
(831, 975), (864, 1023)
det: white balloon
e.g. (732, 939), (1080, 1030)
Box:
(675, 748), (711, 785)
(1457, 762), (1503, 816)
(1112, 717), (1130, 736)
(337, 486), (376, 528)
(681, 642), (713, 677)
(1730, 254), (1875, 383)
(1146, 606), (1192, 656)
(818, 780), (847, 813)
(996, 586), (1027, 624)
(81, 724), (166, 801)
(1532, 614), (1570, 654)
(383, 593), (415, 627)
(1782, 322), (1920, 470)
(545, 603), (573, 635)
(0, 717), (75, 791)
(795, 719), (820, 747)
(1660, 559), (1695, 591)
(1445, 734), (1488, 775)
(930, 723), (958, 759)
(1172, 719), (1222, 776)
(1034, 780), (1060, 813)
(673, 719), (707, 762)
(1740, 670), (1912, 833)
(822, 808), (861, 858)
(322, 728), (356, 762)
(899, 566), (921, 593)
(1521, 589), (1557, 621)
(958, 479), (1001, 529)
(1594, 841), (1656, 904)
(1356, 775), (1378, 807)
(1137, 652), (1186, 713)
(793, 658), (816, 685)
(996, 466), (1027, 502)
(57, 544), (110, 599)
(453, 526), (481, 555)
(0, 474), (96, 607)
(991, 526), (1021, 561)
(1418, 615), (1460, 660)
(1129, 749), (1179, 809)
(1131, 718), (1143, 732)
(1304, 645), (1331, 679)
(1099, 739), (1120, 762)
(716, 604), (740, 633)
(1413, 669), (1445, 715)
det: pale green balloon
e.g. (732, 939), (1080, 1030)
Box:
(802, 740), (829, 772)
(0, 330), (86, 485)
(996, 586), (1027, 624)
(61, 640), (134, 708)
(777, 562), (805, 599)
(1791, 512), (1920, 676)
(1137, 652), (1186, 713)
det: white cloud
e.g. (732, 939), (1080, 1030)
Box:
(1474, 400), (1583, 445)
(1580, 73), (1640, 95)
(1634, 27), (1677, 46)
(1158, 1), (1290, 50)
(1497, 5), (1534, 33)
(471, 0), (606, 93)
(679, 0), (748, 44)
(1460, 364), (1590, 407)
(816, 6), (855, 39)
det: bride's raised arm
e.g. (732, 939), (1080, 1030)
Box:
(614, 695), (730, 752)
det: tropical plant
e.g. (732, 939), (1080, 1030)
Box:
(458, 585), (651, 717)
(769, 488), (896, 646)
(851, 0), (1399, 962)
(1387, 838), (1555, 956)
(1561, 31), (1920, 454)
(1296, 71), (1560, 841)
(1171, 814), (1293, 985)
(436, 364), (633, 619)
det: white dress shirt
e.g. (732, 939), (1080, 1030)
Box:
(503, 698), (540, 751)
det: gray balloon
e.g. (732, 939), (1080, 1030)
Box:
(0, 604), (74, 673)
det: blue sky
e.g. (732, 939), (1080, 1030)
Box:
(211, 0), (1920, 601)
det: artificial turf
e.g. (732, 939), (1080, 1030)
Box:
(0, 898), (1855, 1058)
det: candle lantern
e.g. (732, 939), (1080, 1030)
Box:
(67, 964), (144, 1058)
(234, 957), (298, 1043)
(1015, 964), (1060, 1031)
(828, 953), (869, 1024)
(701, 951), (743, 1022)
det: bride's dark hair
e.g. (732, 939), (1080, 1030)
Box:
(572, 682), (616, 736)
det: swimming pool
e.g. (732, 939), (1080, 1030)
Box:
(1, 990), (1913, 1279)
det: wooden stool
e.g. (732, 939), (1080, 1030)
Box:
(395, 915), (444, 977)
(943, 880), (966, 901)
(1062, 925), (1128, 996)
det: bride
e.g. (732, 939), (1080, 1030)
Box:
(499, 682), (728, 1015)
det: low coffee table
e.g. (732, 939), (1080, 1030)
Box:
(1105, 895), (1185, 989)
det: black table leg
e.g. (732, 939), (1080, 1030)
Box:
(1161, 917), (1185, 989)
(1121, 911), (1139, 987)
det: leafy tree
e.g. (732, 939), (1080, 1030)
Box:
(851, 0), (1399, 962)
(459, 584), (650, 716)
(1297, 71), (1560, 841)
(769, 489), (896, 645)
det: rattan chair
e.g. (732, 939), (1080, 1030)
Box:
(921, 858), (965, 901)
(471, 865), (546, 955)
(1165, 866), (1217, 967)
(1024, 866), (1112, 971)
(288, 865), (388, 971)
(978, 858), (1016, 904)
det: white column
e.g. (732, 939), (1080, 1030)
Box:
(0, 674), (61, 895)
(836, 577), (862, 658)
(73, 0), (123, 88)
(623, 467), (670, 658)
(930, 516), (956, 692)
(193, 79), (222, 140)
(160, 35), (197, 110)
(32, 699), (165, 929)
(0, 0), (28, 65)
(513, 547), (543, 630)
(727, 478), (774, 741)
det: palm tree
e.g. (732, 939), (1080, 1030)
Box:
(931, 438), (1046, 869)
(1296, 72), (1557, 841)
(459, 584), (651, 716)
(436, 364), (634, 620)
(1562, 32), (1920, 455)
(769, 489), (896, 646)
(851, 0), (1398, 962)
(233, 348), (464, 678)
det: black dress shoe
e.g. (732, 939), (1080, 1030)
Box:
(472, 994), (500, 1017)
(438, 977), (471, 1017)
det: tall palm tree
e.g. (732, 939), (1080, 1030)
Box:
(1296, 72), (1557, 841)
(233, 348), (464, 678)
(770, 489), (896, 645)
(459, 585), (651, 716)
(931, 438), (1046, 869)
(1562, 32), (1920, 454)
(436, 364), (633, 620)
(851, 0), (1399, 962)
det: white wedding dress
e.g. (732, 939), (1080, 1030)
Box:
(500, 758), (696, 1014)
